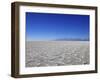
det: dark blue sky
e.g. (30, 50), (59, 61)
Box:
(26, 12), (89, 41)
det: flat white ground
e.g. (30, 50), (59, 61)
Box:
(26, 41), (89, 67)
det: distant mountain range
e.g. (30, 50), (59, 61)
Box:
(53, 38), (89, 41)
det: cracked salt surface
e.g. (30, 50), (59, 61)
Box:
(25, 41), (89, 67)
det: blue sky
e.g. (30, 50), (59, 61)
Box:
(26, 12), (89, 41)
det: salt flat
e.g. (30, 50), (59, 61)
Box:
(25, 41), (89, 67)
